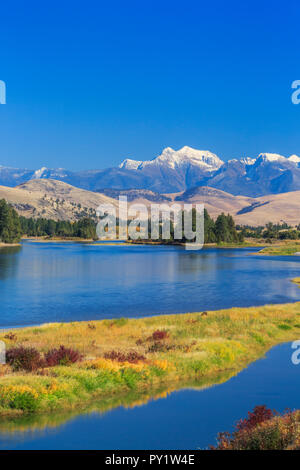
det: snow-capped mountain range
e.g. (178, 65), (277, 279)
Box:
(120, 146), (223, 172)
(1, 146), (300, 197)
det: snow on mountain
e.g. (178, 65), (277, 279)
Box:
(121, 146), (224, 172)
(288, 154), (300, 163)
(240, 157), (256, 166)
(119, 159), (143, 170)
(32, 167), (49, 179)
(31, 167), (70, 180)
(1, 146), (300, 197)
(257, 153), (287, 163)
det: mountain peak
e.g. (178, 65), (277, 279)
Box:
(32, 167), (49, 179)
(143, 146), (224, 170)
(257, 153), (286, 162)
(119, 146), (224, 173)
(288, 154), (300, 163)
(119, 159), (143, 170)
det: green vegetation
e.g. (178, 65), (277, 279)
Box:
(1, 195), (300, 247)
(204, 210), (244, 244)
(0, 198), (246, 245)
(20, 216), (97, 240)
(136, 209), (245, 244)
(0, 199), (22, 244)
(0, 199), (98, 244)
(237, 222), (300, 241)
(0, 300), (300, 418)
(213, 405), (300, 450)
(258, 244), (300, 256)
(0, 373), (233, 433)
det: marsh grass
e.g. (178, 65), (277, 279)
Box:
(258, 244), (300, 256)
(0, 299), (300, 418)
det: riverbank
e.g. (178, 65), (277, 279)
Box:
(22, 236), (97, 243)
(22, 236), (266, 248)
(258, 243), (300, 256)
(127, 238), (268, 248)
(1, 297), (300, 418)
(0, 242), (21, 248)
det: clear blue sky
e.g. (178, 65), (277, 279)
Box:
(0, 0), (299, 170)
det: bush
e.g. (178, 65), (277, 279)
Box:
(9, 389), (39, 412)
(0, 385), (39, 412)
(103, 350), (146, 363)
(151, 330), (168, 341)
(4, 332), (17, 341)
(212, 405), (279, 450)
(147, 342), (176, 353)
(44, 345), (82, 367)
(236, 405), (274, 432)
(277, 324), (292, 330)
(6, 346), (44, 372)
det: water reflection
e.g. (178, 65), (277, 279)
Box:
(0, 246), (21, 281)
(1, 343), (300, 449)
(0, 368), (235, 437)
(0, 243), (299, 327)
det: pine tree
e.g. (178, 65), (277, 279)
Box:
(0, 199), (22, 243)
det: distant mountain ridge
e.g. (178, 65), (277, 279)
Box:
(1, 178), (300, 227)
(1, 146), (300, 196)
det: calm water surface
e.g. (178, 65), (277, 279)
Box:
(0, 342), (299, 449)
(0, 242), (300, 449)
(0, 241), (300, 327)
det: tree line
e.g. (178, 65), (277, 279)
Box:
(237, 222), (300, 241)
(0, 199), (97, 243)
(1, 197), (300, 245)
(19, 215), (97, 240)
(159, 209), (244, 244)
(0, 199), (22, 243)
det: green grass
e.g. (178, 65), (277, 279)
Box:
(258, 245), (300, 256)
(0, 292), (300, 421)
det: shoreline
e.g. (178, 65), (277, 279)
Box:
(22, 236), (266, 249)
(257, 244), (300, 256)
(0, 292), (300, 420)
(22, 236), (97, 243)
(0, 242), (21, 248)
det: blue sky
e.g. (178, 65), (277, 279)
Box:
(0, 0), (299, 170)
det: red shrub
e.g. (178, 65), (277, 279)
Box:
(44, 345), (82, 367)
(236, 405), (274, 431)
(151, 330), (168, 341)
(4, 332), (17, 341)
(212, 405), (277, 450)
(104, 350), (146, 363)
(6, 346), (44, 372)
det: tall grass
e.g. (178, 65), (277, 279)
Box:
(0, 298), (300, 417)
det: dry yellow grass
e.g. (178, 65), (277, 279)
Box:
(0, 299), (300, 421)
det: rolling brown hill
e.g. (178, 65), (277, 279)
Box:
(170, 186), (300, 226)
(0, 179), (118, 221)
(0, 179), (299, 226)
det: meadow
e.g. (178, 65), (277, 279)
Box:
(0, 297), (300, 418)
(258, 243), (300, 256)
